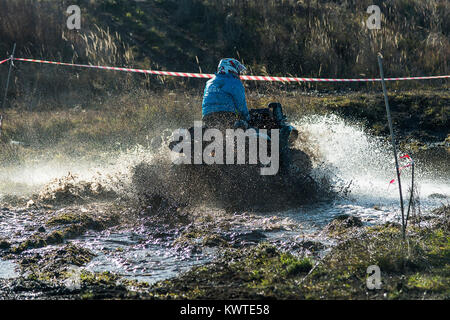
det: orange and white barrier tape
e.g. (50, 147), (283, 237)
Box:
(8, 57), (450, 83)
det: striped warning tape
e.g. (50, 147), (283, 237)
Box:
(13, 58), (212, 79)
(9, 57), (450, 82)
(241, 74), (450, 82)
(0, 58), (10, 65)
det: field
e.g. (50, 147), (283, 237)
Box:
(0, 0), (448, 302)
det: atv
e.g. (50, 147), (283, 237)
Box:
(167, 102), (310, 175)
(133, 103), (317, 211)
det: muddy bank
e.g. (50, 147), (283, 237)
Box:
(1, 202), (448, 299)
(149, 205), (449, 300)
(0, 243), (150, 300)
(0, 136), (448, 299)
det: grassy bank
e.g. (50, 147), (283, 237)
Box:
(1, 88), (448, 166)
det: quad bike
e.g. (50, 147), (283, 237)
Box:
(168, 102), (310, 175)
(133, 103), (317, 211)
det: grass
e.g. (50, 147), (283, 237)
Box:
(0, 0), (448, 106)
(0, 89), (201, 165)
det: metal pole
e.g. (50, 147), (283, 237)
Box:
(0, 43), (16, 138)
(377, 53), (405, 239)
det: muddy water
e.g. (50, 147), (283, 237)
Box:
(69, 231), (214, 284)
(1, 115), (448, 283)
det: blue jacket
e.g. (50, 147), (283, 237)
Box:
(201, 73), (249, 121)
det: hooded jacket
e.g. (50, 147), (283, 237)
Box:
(201, 73), (249, 121)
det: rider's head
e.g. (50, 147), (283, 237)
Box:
(217, 58), (246, 78)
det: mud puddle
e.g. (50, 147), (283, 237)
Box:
(71, 230), (214, 284)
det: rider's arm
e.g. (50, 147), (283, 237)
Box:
(230, 80), (250, 121)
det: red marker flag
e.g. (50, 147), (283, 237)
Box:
(389, 154), (413, 185)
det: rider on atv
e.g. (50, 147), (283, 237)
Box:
(161, 59), (316, 209)
(202, 58), (249, 131)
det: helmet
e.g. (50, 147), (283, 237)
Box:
(217, 58), (246, 77)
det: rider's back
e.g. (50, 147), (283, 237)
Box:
(201, 73), (249, 120)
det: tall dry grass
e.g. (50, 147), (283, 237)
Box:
(203, 0), (449, 78)
(0, 0), (137, 111)
(0, 0), (447, 114)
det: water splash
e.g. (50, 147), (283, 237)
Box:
(291, 114), (449, 225)
(0, 145), (155, 200)
(1, 114), (447, 214)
